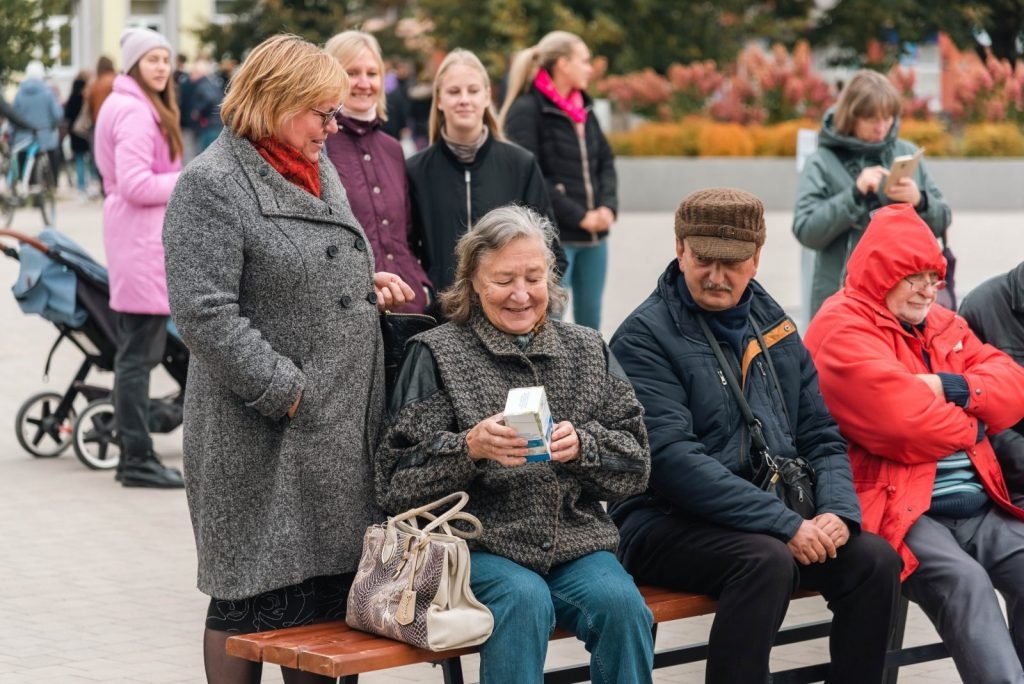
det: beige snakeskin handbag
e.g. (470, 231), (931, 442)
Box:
(346, 491), (494, 651)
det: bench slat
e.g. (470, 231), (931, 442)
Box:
(223, 588), (838, 679)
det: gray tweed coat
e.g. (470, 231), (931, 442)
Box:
(377, 313), (651, 573)
(163, 128), (385, 600)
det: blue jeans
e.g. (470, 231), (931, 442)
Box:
(469, 550), (653, 684)
(561, 240), (608, 331)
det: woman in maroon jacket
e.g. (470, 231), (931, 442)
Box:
(325, 31), (431, 313)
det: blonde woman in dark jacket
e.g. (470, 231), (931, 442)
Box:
(405, 48), (559, 297)
(500, 31), (617, 332)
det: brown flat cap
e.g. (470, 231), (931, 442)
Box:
(675, 187), (766, 261)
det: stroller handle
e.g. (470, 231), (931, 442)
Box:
(0, 229), (49, 256)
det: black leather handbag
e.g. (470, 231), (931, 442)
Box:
(380, 311), (437, 400)
(697, 315), (817, 519)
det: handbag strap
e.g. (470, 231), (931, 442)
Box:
(696, 314), (770, 460)
(390, 491), (484, 540)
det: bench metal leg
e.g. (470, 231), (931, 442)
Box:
(340, 676), (357, 684)
(884, 596), (911, 684)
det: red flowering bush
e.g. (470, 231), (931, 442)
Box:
(939, 33), (1024, 125)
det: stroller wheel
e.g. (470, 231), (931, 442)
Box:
(15, 391), (78, 457)
(73, 400), (121, 470)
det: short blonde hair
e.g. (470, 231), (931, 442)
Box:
(324, 30), (388, 120)
(220, 35), (348, 141)
(441, 205), (566, 324)
(833, 69), (902, 136)
(429, 48), (502, 145)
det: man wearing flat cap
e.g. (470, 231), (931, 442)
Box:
(609, 188), (902, 683)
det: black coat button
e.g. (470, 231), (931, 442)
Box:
(366, 292), (378, 304)
(339, 295), (352, 308)
(326, 245), (339, 258)
(540, 541), (552, 551)
(354, 238), (366, 251)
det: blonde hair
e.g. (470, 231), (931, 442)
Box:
(833, 69), (902, 137)
(220, 35), (348, 141)
(428, 48), (502, 145)
(441, 205), (566, 324)
(498, 31), (583, 127)
(324, 30), (388, 120)
(127, 62), (183, 162)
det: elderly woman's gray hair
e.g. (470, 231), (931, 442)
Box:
(441, 205), (567, 324)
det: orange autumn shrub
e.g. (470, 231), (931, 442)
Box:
(607, 119), (704, 156)
(697, 122), (755, 156)
(751, 119), (819, 156)
(961, 123), (1024, 157)
(898, 120), (955, 157)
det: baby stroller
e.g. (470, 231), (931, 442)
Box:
(1, 228), (188, 470)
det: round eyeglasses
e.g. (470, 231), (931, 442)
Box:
(903, 276), (947, 293)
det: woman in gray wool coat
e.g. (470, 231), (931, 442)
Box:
(162, 36), (413, 684)
(377, 205), (654, 684)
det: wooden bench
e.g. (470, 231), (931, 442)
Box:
(226, 586), (948, 683)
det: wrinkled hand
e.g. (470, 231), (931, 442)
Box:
(373, 271), (416, 311)
(812, 513), (850, 549)
(855, 165), (888, 195)
(596, 206), (615, 228)
(914, 373), (944, 398)
(466, 412), (527, 467)
(549, 421), (580, 463)
(788, 519), (837, 565)
(884, 176), (922, 206)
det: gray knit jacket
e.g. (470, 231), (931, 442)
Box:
(375, 312), (651, 574)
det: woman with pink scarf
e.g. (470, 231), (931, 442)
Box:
(500, 31), (618, 333)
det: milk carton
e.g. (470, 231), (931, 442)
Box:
(503, 386), (553, 462)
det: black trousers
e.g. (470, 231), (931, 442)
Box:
(114, 312), (167, 458)
(619, 514), (902, 684)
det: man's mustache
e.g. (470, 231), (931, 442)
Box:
(702, 281), (732, 293)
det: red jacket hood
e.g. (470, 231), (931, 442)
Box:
(843, 203), (947, 305)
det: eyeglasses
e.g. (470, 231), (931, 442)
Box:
(310, 104), (343, 130)
(903, 276), (947, 293)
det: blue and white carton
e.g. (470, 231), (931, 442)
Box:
(504, 386), (553, 462)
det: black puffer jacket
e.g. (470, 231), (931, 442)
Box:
(609, 262), (860, 547)
(406, 134), (556, 293)
(959, 261), (1024, 491)
(504, 86), (617, 244)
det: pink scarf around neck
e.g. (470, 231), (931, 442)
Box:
(533, 69), (587, 124)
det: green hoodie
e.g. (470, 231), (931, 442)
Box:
(793, 108), (951, 317)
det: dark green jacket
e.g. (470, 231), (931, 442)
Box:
(793, 109), (951, 316)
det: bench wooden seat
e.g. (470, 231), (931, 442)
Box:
(225, 585), (947, 683)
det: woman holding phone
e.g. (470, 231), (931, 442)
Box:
(793, 69), (951, 318)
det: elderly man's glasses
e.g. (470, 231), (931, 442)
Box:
(310, 104), (343, 130)
(903, 275), (947, 293)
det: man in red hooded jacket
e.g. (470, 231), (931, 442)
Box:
(805, 203), (1024, 684)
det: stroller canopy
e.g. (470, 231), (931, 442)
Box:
(12, 228), (108, 328)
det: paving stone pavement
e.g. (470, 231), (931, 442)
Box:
(3, 192), (1015, 683)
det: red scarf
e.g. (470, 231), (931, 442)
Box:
(533, 69), (587, 124)
(253, 137), (321, 198)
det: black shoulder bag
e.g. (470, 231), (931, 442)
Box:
(697, 315), (817, 519)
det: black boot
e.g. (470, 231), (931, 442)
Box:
(117, 451), (184, 488)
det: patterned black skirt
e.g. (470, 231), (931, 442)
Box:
(205, 573), (354, 633)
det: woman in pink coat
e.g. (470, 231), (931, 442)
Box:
(94, 27), (184, 488)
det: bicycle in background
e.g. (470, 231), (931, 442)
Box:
(0, 127), (57, 227)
